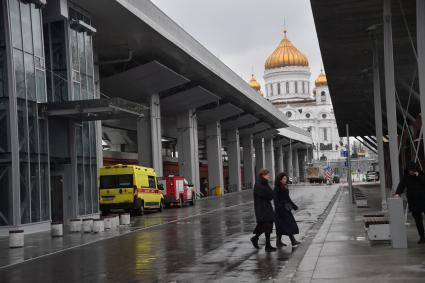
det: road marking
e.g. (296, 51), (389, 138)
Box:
(0, 200), (254, 271)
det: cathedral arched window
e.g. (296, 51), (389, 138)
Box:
(286, 111), (292, 118)
(306, 113), (311, 119)
(321, 91), (326, 102)
(322, 113), (327, 119)
(286, 82), (289, 94)
(270, 84), (273, 96)
(295, 81), (298, 94)
(302, 82), (305, 94)
(277, 83), (281, 95)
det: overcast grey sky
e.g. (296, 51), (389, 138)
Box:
(150, 0), (324, 90)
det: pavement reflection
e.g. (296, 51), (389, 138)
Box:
(0, 185), (339, 283)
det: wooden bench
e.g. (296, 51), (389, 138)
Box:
(363, 216), (390, 241)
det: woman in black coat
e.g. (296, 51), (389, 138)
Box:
(274, 172), (300, 247)
(250, 168), (276, 252)
(395, 161), (425, 244)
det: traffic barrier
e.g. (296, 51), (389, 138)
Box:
(103, 216), (113, 229)
(120, 213), (130, 225)
(51, 222), (63, 237)
(93, 219), (105, 233)
(109, 214), (119, 229)
(9, 230), (24, 248)
(69, 218), (82, 232)
(83, 218), (94, 233)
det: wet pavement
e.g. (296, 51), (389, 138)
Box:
(0, 185), (339, 283)
(291, 183), (425, 283)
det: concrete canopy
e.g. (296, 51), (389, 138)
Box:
(161, 86), (219, 115)
(310, 0), (417, 137)
(71, 0), (290, 129)
(221, 114), (259, 131)
(100, 61), (189, 101)
(197, 103), (243, 125)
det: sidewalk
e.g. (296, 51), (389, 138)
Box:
(291, 183), (425, 282)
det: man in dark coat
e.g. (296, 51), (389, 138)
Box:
(395, 161), (425, 243)
(251, 168), (276, 252)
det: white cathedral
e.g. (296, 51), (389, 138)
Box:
(249, 30), (343, 161)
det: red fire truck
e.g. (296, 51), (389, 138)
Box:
(158, 176), (196, 207)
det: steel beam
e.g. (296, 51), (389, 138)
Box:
(417, 0), (425, 159)
(383, 0), (400, 193)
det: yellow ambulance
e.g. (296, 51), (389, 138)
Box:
(99, 164), (164, 215)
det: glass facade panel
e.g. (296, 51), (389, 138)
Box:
(20, 162), (30, 224)
(20, 3), (33, 54)
(84, 165), (92, 214)
(28, 103), (38, 154)
(77, 164), (84, 215)
(36, 69), (46, 103)
(9, 0), (22, 49)
(69, 8), (98, 216)
(25, 53), (36, 101)
(0, 3), (6, 98)
(17, 100), (28, 153)
(0, 165), (11, 226)
(44, 21), (68, 102)
(31, 6), (43, 58)
(8, 1), (49, 225)
(0, 100), (8, 154)
(91, 165), (98, 213)
(14, 50), (25, 99)
(40, 162), (49, 220)
(30, 161), (40, 222)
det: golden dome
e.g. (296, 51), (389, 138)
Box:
(248, 74), (262, 92)
(265, 30), (309, 70)
(315, 70), (327, 87)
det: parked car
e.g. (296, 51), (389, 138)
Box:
(366, 171), (379, 182)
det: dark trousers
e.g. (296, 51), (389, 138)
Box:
(412, 208), (425, 237)
(253, 222), (273, 245)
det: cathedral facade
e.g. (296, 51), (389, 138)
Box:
(249, 31), (343, 161)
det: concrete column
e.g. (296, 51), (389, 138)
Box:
(264, 138), (275, 179)
(383, 0), (400, 192)
(150, 94), (163, 177)
(373, 38), (388, 211)
(241, 134), (255, 189)
(254, 138), (265, 173)
(227, 129), (242, 192)
(137, 117), (151, 165)
(276, 142), (284, 173)
(137, 94), (163, 176)
(417, 0), (425, 161)
(287, 140), (294, 179)
(176, 110), (200, 190)
(206, 122), (224, 192)
(293, 148), (300, 183)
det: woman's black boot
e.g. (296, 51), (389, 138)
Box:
(265, 234), (277, 252)
(276, 234), (286, 248)
(289, 235), (300, 246)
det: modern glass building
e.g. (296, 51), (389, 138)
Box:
(0, 0), (101, 234)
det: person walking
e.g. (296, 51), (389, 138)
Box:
(395, 161), (425, 244)
(250, 168), (276, 252)
(273, 172), (301, 247)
